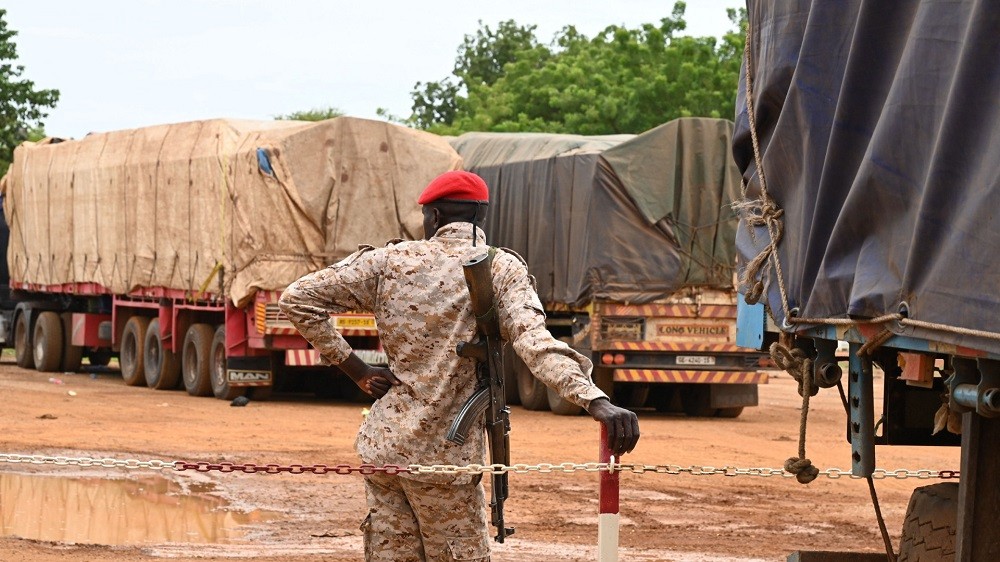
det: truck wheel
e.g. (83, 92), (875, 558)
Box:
(182, 323), (214, 396)
(649, 385), (680, 413)
(897, 483), (958, 561)
(60, 313), (84, 373)
(210, 324), (245, 401)
(546, 385), (583, 416)
(144, 318), (180, 390)
(680, 385), (717, 417)
(86, 349), (113, 367)
(516, 358), (549, 411)
(616, 383), (651, 408)
(14, 312), (34, 369)
(717, 407), (744, 418)
(502, 345), (521, 406)
(120, 316), (149, 386)
(32, 311), (64, 372)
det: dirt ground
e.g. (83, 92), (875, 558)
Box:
(0, 358), (960, 562)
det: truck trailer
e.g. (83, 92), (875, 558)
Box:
(452, 117), (770, 417)
(0, 116), (460, 400)
(735, 1), (1000, 558)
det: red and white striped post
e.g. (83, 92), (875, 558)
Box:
(598, 423), (620, 562)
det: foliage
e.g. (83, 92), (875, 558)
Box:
(0, 9), (60, 176)
(408, 20), (540, 130)
(274, 106), (344, 122)
(406, 2), (747, 135)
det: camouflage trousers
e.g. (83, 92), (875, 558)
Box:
(361, 472), (490, 561)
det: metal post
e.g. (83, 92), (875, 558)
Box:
(956, 412), (1000, 560)
(848, 343), (875, 477)
(597, 423), (619, 562)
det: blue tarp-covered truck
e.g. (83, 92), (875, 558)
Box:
(734, 1), (1000, 559)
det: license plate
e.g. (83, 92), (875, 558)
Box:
(333, 316), (377, 329)
(676, 355), (715, 366)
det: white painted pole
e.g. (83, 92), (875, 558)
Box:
(597, 424), (620, 562)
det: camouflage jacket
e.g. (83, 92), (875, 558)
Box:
(279, 222), (607, 483)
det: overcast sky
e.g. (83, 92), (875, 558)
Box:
(5, 0), (743, 139)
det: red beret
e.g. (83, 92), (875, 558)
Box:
(417, 170), (489, 205)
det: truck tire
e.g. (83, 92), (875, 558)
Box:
(502, 345), (521, 406)
(546, 384), (583, 416)
(649, 385), (681, 413)
(616, 383), (651, 409)
(717, 407), (744, 418)
(144, 318), (181, 390)
(60, 312), (84, 373)
(593, 367), (614, 397)
(210, 324), (245, 401)
(120, 316), (149, 386)
(897, 483), (958, 561)
(86, 349), (113, 367)
(516, 358), (549, 411)
(182, 323), (214, 396)
(32, 311), (64, 372)
(14, 312), (34, 369)
(680, 385), (718, 417)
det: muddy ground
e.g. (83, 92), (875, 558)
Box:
(0, 358), (959, 561)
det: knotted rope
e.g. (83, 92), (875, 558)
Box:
(769, 340), (819, 484)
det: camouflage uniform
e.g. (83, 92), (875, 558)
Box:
(279, 222), (608, 561)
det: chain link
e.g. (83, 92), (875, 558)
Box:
(0, 453), (959, 480)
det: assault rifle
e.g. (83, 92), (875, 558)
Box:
(445, 249), (515, 543)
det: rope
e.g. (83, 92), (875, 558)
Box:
(857, 327), (894, 357)
(769, 340), (819, 484)
(868, 476), (898, 562)
(902, 317), (1000, 342)
(739, 18), (793, 322)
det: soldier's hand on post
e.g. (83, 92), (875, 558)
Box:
(586, 397), (640, 455)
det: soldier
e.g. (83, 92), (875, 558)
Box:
(279, 170), (640, 562)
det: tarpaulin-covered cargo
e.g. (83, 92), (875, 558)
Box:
(452, 117), (742, 308)
(734, 0), (1000, 354)
(2, 116), (461, 307)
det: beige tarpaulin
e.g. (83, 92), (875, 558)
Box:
(2, 117), (461, 307)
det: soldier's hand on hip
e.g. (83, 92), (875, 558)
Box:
(338, 353), (402, 399)
(362, 366), (401, 399)
(586, 397), (640, 456)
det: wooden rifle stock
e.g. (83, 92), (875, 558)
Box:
(445, 250), (515, 543)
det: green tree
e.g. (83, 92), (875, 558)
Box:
(274, 106), (344, 121)
(0, 9), (59, 176)
(410, 2), (747, 135)
(407, 20), (540, 130)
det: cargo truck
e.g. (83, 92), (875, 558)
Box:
(452, 118), (770, 417)
(0, 116), (460, 400)
(735, 1), (999, 558)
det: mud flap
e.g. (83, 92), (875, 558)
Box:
(709, 383), (758, 409)
(226, 355), (273, 388)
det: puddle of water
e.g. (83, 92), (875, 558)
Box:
(0, 471), (278, 545)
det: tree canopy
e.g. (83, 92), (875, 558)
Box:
(0, 9), (59, 176)
(274, 106), (344, 122)
(406, 2), (745, 135)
